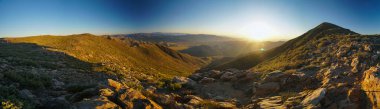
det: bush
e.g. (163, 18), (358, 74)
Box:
(168, 83), (182, 91)
(0, 85), (34, 109)
(3, 71), (51, 89)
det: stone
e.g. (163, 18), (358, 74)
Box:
(99, 88), (114, 97)
(199, 77), (215, 84)
(74, 96), (121, 109)
(361, 66), (380, 108)
(262, 70), (285, 82)
(351, 57), (359, 67)
(42, 97), (71, 109)
(189, 73), (202, 81)
(208, 70), (223, 78)
(364, 44), (372, 51)
(254, 82), (280, 96)
(301, 88), (327, 106)
(220, 72), (235, 81)
(173, 76), (197, 87)
(69, 88), (98, 102)
(107, 79), (123, 91)
(19, 89), (36, 100)
(52, 79), (65, 90)
(185, 95), (203, 106)
(158, 95), (172, 104)
(217, 102), (236, 108)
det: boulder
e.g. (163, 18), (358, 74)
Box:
(364, 44), (372, 51)
(220, 72), (235, 81)
(173, 76), (196, 87)
(108, 79), (123, 91)
(208, 70), (223, 78)
(185, 95), (203, 106)
(189, 73), (202, 81)
(301, 88), (327, 106)
(254, 82), (280, 96)
(262, 70), (285, 82)
(52, 79), (65, 90)
(74, 96), (121, 109)
(19, 89), (36, 100)
(99, 88), (114, 97)
(361, 66), (380, 108)
(199, 77), (215, 84)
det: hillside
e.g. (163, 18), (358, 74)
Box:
(189, 22), (380, 108)
(213, 22), (358, 70)
(5, 34), (206, 79)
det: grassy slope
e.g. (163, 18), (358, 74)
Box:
(212, 22), (357, 71)
(5, 34), (206, 79)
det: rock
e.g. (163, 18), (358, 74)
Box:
(158, 95), (172, 104)
(364, 44), (372, 51)
(301, 88), (327, 106)
(108, 79), (123, 91)
(257, 96), (284, 109)
(217, 102), (236, 109)
(262, 70), (285, 82)
(19, 89), (36, 100)
(199, 77), (215, 84)
(361, 66), (380, 108)
(208, 70), (223, 78)
(0, 72), (3, 80)
(74, 96), (121, 109)
(326, 103), (338, 109)
(132, 99), (154, 109)
(145, 86), (156, 94)
(52, 79), (65, 90)
(99, 88), (114, 97)
(220, 72), (235, 81)
(173, 76), (196, 87)
(42, 97), (71, 109)
(351, 57), (359, 68)
(185, 95), (203, 106)
(69, 88), (98, 102)
(254, 82), (280, 96)
(189, 73), (202, 81)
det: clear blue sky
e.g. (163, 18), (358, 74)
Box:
(0, 0), (379, 40)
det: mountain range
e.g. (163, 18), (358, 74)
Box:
(1, 22), (380, 109)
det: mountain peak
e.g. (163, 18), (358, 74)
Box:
(316, 22), (342, 29)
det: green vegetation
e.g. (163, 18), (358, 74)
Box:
(3, 71), (51, 89)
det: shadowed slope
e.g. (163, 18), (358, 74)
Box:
(5, 34), (206, 79)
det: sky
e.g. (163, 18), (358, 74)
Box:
(0, 0), (379, 41)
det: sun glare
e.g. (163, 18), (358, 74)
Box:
(238, 21), (278, 41)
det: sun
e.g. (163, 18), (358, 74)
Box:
(239, 21), (278, 41)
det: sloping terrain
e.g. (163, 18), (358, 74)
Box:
(0, 34), (210, 109)
(181, 22), (380, 108)
(213, 22), (358, 70)
(5, 34), (206, 79)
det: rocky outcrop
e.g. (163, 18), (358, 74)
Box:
(361, 66), (380, 109)
(301, 88), (327, 107)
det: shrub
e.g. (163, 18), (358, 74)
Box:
(168, 83), (182, 91)
(3, 71), (51, 89)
